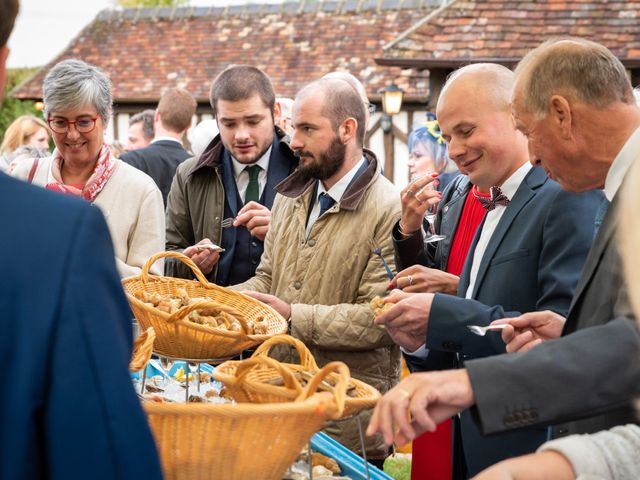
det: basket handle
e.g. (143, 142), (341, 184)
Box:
(297, 361), (348, 418)
(251, 334), (318, 370)
(140, 251), (210, 286)
(166, 301), (250, 337)
(233, 356), (304, 394)
(129, 327), (156, 372)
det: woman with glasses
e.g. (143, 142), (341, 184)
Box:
(12, 59), (164, 277)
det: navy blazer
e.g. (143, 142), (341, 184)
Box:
(121, 139), (192, 207)
(406, 167), (604, 476)
(0, 173), (162, 479)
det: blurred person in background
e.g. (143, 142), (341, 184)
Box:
(275, 97), (294, 136)
(5, 144), (49, 174)
(124, 109), (154, 152)
(12, 59), (164, 277)
(0, 114), (50, 171)
(407, 115), (458, 191)
(0, 2), (162, 478)
(188, 118), (218, 158)
(121, 87), (196, 207)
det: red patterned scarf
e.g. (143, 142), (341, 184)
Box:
(45, 143), (116, 202)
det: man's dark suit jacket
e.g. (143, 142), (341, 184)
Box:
(467, 187), (640, 439)
(0, 173), (162, 479)
(402, 167), (604, 476)
(121, 139), (191, 206)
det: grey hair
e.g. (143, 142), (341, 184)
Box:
(43, 59), (113, 124)
(129, 109), (155, 141)
(515, 38), (634, 118)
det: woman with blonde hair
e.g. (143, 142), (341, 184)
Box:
(12, 59), (164, 277)
(0, 115), (50, 171)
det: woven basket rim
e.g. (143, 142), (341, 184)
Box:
(143, 391), (335, 415)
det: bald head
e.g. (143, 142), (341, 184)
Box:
(322, 71), (369, 104)
(514, 38), (634, 118)
(296, 78), (366, 147)
(439, 63), (514, 113)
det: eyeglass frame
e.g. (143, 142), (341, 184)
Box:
(47, 116), (99, 134)
(366, 103), (377, 114)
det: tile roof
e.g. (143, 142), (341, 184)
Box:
(380, 0), (640, 68)
(12, 1), (442, 103)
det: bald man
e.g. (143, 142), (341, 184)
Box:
(372, 63), (603, 477)
(323, 71), (373, 138)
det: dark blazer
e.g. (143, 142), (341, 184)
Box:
(468, 190), (639, 439)
(405, 167), (604, 476)
(0, 173), (162, 479)
(121, 139), (191, 206)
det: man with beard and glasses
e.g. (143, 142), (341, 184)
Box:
(230, 78), (401, 462)
(165, 65), (298, 285)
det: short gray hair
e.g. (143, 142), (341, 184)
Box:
(515, 38), (634, 118)
(43, 59), (113, 124)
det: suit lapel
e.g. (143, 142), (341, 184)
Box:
(262, 137), (290, 209)
(568, 195), (618, 313)
(221, 151), (240, 216)
(471, 167), (545, 298)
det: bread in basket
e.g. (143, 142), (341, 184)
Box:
(122, 251), (287, 360)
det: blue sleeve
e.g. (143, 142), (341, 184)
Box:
(427, 188), (602, 358)
(44, 205), (162, 480)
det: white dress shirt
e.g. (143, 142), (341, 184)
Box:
(465, 162), (532, 298)
(231, 146), (272, 203)
(305, 157), (366, 238)
(604, 126), (640, 201)
(151, 136), (182, 146)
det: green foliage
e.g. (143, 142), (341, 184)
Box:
(0, 68), (42, 142)
(114, 0), (189, 7)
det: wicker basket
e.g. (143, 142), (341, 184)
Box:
(145, 389), (341, 480)
(214, 335), (381, 417)
(122, 251), (287, 360)
(129, 327), (156, 372)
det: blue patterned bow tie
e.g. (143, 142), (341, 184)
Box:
(477, 186), (510, 211)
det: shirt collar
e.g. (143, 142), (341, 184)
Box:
(316, 157), (366, 203)
(151, 136), (182, 145)
(604, 126), (640, 201)
(231, 146), (272, 180)
(499, 161), (532, 200)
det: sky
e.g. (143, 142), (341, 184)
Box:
(7, 0), (279, 68)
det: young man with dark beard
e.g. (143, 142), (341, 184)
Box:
(231, 78), (401, 461)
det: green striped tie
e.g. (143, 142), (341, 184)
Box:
(244, 165), (261, 204)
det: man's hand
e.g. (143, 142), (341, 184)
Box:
(392, 265), (459, 294)
(242, 291), (291, 320)
(366, 369), (475, 446)
(491, 310), (566, 353)
(234, 201), (271, 241)
(399, 174), (441, 233)
(183, 238), (221, 275)
(374, 290), (434, 351)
